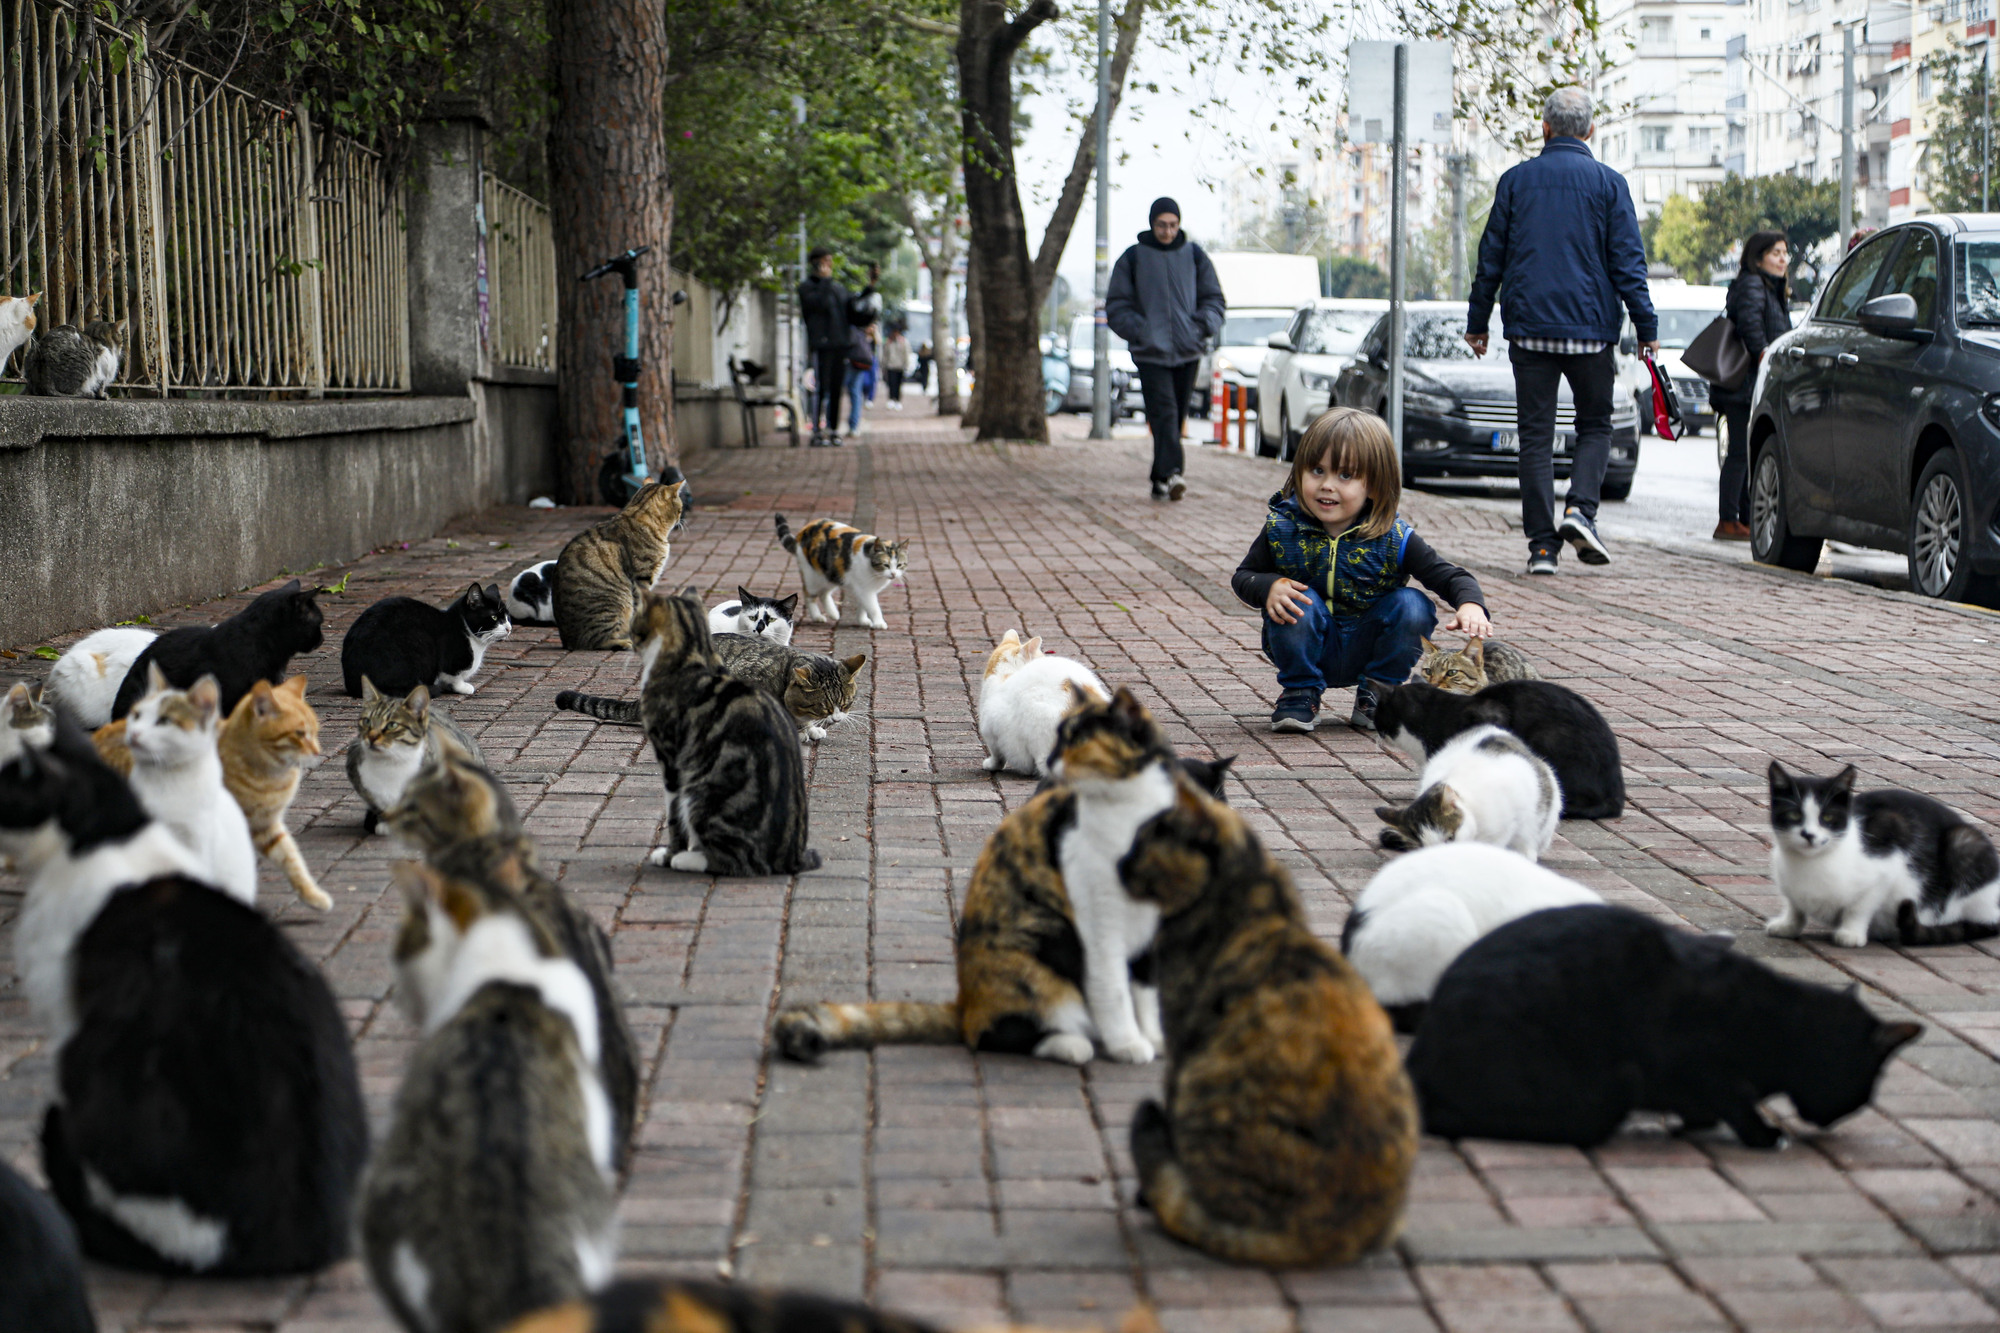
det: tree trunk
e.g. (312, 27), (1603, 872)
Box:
(955, 0), (1055, 442)
(962, 238), (984, 427)
(1029, 0), (1145, 311)
(932, 220), (963, 416)
(548, 0), (673, 504)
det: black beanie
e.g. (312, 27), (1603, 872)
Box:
(1149, 196), (1181, 225)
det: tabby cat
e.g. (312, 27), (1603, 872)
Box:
(773, 514), (909, 629)
(776, 688), (1182, 1066)
(1120, 776), (1418, 1267)
(218, 676), (329, 910)
(499, 1279), (1162, 1333)
(1409, 637), (1540, 693)
(0, 682), (55, 764)
(553, 479), (686, 650)
(631, 589), (820, 876)
(345, 678), (485, 833)
(556, 629), (865, 742)
(361, 863), (616, 1333)
(24, 319), (121, 397)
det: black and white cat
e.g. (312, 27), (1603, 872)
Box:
(1371, 679), (1625, 821)
(0, 1157), (94, 1333)
(1767, 761), (2000, 948)
(24, 320), (121, 398)
(110, 579), (325, 721)
(505, 561), (559, 626)
(1374, 724), (1562, 860)
(341, 582), (512, 699)
(707, 586), (798, 645)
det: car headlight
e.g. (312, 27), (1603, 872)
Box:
(1301, 372), (1338, 394)
(1405, 390), (1456, 416)
(1215, 355), (1237, 375)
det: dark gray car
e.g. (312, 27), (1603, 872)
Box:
(1750, 215), (2000, 602)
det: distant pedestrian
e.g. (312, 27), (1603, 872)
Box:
(913, 340), (933, 393)
(1466, 88), (1658, 575)
(844, 322), (876, 436)
(798, 247), (869, 447)
(882, 326), (911, 409)
(1107, 197), (1227, 502)
(1710, 230), (1792, 541)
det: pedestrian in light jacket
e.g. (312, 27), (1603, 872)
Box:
(1466, 87), (1659, 576)
(1710, 230), (1793, 540)
(1106, 197), (1227, 502)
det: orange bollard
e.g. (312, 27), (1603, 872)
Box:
(1237, 386), (1248, 453)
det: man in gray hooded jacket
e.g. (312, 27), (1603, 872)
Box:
(1106, 198), (1227, 500)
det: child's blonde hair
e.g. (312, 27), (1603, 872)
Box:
(1285, 407), (1401, 540)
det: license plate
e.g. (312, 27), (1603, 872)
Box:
(1490, 431), (1574, 453)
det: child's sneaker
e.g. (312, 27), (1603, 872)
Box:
(1270, 688), (1322, 733)
(1350, 683), (1382, 731)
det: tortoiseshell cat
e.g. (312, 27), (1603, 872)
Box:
(776, 688), (1182, 1065)
(773, 514), (909, 629)
(1120, 776), (1418, 1266)
(553, 479), (686, 650)
(1409, 636), (1540, 693)
(501, 1278), (1163, 1333)
(556, 629), (865, 742)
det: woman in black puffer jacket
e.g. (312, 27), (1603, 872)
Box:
(1709, 230), (1793, 539)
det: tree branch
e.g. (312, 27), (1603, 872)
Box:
(1029, 0), (1143, 308)
(998, 0), (1058, 58)
(872, 4), (960, 37)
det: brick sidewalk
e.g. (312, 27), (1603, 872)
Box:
(8, 399), (2000, 1331)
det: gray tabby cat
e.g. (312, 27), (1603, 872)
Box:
(345, 678), (485, 833)
(1409, 637), (1540, 694)
(360, 862), (617, 1332)
(556, 631), (865, 743)
(631, 589), (820, 876)
(25, 320), (122, 398)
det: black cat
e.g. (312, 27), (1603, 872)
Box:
(340, 582), (511, 699)
(1372, 679), (1626, 820)
(41, 873), (369, 1276)
(1406, 904), (1922, 1149)
(110, 579), (325, 721)
(0, 1158), (94, 1333)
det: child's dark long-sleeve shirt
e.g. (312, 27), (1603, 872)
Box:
(1231, 496), (1485, 614)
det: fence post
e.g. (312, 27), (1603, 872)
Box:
(404, 100), (490, 395)
(132, 48), (171, 394)
(295, 103), (328, 398)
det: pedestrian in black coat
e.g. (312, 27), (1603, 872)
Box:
(1711, 230), (1793, 539)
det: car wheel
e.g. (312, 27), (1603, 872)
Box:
(1908, 449), (1997, 603)
(1278, 401), (1296, 462)
(1750, 444), (1823, 572)
(1601, 476), (1633, 502)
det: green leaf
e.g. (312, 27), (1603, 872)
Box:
(32, 646), (59, 660)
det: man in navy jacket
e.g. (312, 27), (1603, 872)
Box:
(1466, 87), (1658, 575)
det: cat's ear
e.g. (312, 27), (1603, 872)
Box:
(682, 583), (701, 601)
(1373, 804), (1404, 826)
(1464, 638), (1486, 667)
(841, 653), (867, 677)
(392, 860), (435, 915)
(1874, 1020), (1923, 1056)
(405, 684), (431, 718)
(251, 679), (279, 717)
(26, 292), (39, 306)
(3, 682), (28, 711)
(793, 666), (813, 684)
(1110, 686), (1147, 723)
(1063, 679), (1094, 708)
(186, 675), (221, 722)
(1767, 759), (1793, 793)
(1419, 637), (1436, 653)
(775, 593), (799, 619)
(281, 674), (309, 697)
(1022, 636), (1043, 657)
(360, 676), (380, 703)
(146, 660), (169, 695)
(738, 585), (757, 605)
(1831, 765), (1859, 797)
(998, 629), (1020, 650)
(280, 578), (302, 593)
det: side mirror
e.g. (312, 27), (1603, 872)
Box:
(1268, 331), (1294, 351)
(1619, 334), (1637, 356)
(1859, 292), (1928, 340)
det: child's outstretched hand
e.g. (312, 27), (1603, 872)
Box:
(1265, 578), (1313, 625)
(1444, 603), (1492, 639)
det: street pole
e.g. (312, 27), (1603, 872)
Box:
(1985, 32), (1992, 213)
(793, 95), (808, 423)
(1387, 43), (1408, 454)
(1840, 25), (1854, 251)
(1089, 0), (1113, 439)
(1447, 152), (1467, 301)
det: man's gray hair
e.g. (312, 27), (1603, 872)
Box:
(1542, 87), (1594, 138)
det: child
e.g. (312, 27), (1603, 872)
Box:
(1232, 407), (1491, 733)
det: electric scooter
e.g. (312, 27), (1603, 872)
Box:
(582, 246), (690, 507)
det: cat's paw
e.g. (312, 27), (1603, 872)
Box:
(1764, 910), (1804, 938)
(668, 850), (710, 873)
(452, 681), (476, 696)
(372, 822), (393, 838)
(647, 846), (672, 867)
(804, 724), (827, 742)
(982, 753), (1004, 771)
(1033, 1033), (1094, 1065)
(1832, 925), (1872, 949)
(1102, 1033), (1157, 1064)
(295, 882), (334, 911)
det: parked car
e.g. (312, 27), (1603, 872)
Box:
(1202, 252), (1322, 415)
(1255, 298), (1390, 458)
(1334, 301), (1642, 500)
(1056, 314), (1142, 417)
(1620, 280), (1728, 437)
(1749, 214), (2000, 602)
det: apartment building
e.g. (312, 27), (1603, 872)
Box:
(1907, 0), (1994, 213)
(1595, 0), (1740, 210)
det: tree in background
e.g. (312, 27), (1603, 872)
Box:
(1647, 175), (1838, 290)
(1323, 255), (1389, 298)
(1921, 41), (1992, 213)
(1390, 0), (1618, 148)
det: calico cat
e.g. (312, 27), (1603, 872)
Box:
(385, 735), (640, 1168)
(776, 688), (1181, 1066)
(219, 676), (329, 910)
(1766, 761), (2000, 947)
(0, 291), (39, 376)
(553, 479), (686, 650)
(708, 585), (799, 644)
(773, 514), (909, 629)
(110, 578), (325, 721)
(0, 1156), (95, 1333)
(25, 319), (121, 397)
(0, 681), (55, 763)
(632, 589), (820, 876)
(498, 1278), (1163, 1333)
(1340, 842), (1605, 1030)
(1408, 904), (1923, 1148)
(1034, 754), (1235, 800)
(115, 666), (258, 903)
(361, 862), (617, 1333)
(46, 625), (156, 728)
(1119, 775), (1418, 1267)
(341, 582), (511, 698)
(41, 873), (369, 1274)
(1409, 636), (1539, 693)
(1372, 678), (1625, 821)
(346, 678), (485, 834)
(1374, 723), (1562, 860)
(506, 560), (559, 625)
(557, 632), (866, 744)
(979, 629), (1108, 778)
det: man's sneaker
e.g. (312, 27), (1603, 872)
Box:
(1167, 473), (1187, 502)
(1560, 508), (1611, 565)
(1151, 480), (1171, 501)
(1527, 546), (1559, 576)
(1350, 683), (1381, 732)
(1270, 688), (1322, 733)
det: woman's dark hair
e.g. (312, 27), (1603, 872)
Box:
(808, 245), (833, 263)
(1740, 230), (1790, 300)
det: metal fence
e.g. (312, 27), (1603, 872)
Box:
(0, 0), (408, 393)
(482, 172), (555, 373)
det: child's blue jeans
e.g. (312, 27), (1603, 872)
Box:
(1261, 585), (1437, 693)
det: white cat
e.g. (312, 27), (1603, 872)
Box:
(978, 630), (1108, 778)
(122, 666), (257, 904)
(45, 626), (159, 729)
(0, 292), (38, 375)
(707, 586), (797, 645)
(503, 560), (558, 625)
(1341, 842), (1604, 1019)
(1374, 724), (1563, 861)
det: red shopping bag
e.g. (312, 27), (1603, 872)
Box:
(1645, 351), (1683, 441)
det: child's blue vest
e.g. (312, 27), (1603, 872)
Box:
(1263, 496), (1414, 617)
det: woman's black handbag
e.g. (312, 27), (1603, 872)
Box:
(1682, 314), (1752, 391)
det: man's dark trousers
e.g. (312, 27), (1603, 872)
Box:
(811, 347), (847, 433)
(1510, 343), (1615, 553)
(1137, 361), (1196, 485)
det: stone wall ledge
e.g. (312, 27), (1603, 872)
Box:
(0, 395), (477, 450)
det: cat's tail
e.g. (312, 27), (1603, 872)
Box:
(773, 512), (798, 553)
(553, 690), (643, 725)
(1897, 899), (2000, 946)
(774, 999), (961, 1061)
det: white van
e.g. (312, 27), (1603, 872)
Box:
(1624, 281), (1728, 436)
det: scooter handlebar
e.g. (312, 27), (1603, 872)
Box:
(581, 246), (653, 282)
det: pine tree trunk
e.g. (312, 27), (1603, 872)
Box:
(932, 225), (963, 416)
(548, 0), (674, 505)
(956, 0), (1055, 442)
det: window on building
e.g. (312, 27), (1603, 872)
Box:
(1689, 126), (1715, 150)
(1918, 64), (1932, 98)
(1641, 125), (1672, 152)
(1639, 15), (1675, 47)
(1729, 122), (1747, 147)
(1700, 25), (1713, 38)
(1644, 174), (1664, 202)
